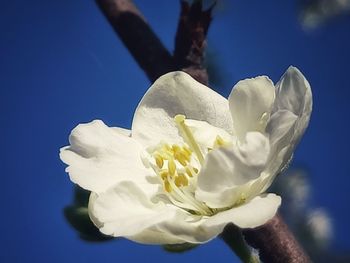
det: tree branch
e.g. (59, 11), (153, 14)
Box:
(242, 214), (311, 263)
(95, 0), (175, 82)
(173, 0), (214, 85)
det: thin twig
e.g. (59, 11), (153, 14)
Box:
(221, 224), (259, 263)
(173, 0), (214, 85)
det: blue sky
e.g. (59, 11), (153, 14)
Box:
(1, 0), (350, 262)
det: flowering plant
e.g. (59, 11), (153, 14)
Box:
(60, 66), (312, 244)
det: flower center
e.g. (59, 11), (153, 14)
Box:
(145, 114), (230, 216)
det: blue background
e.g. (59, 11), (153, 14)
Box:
(1, 0), (349, 262)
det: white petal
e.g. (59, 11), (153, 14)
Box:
(229, 76), (276, 141)
(89, 181), (176, 239)
(259, 67), (313, 191)
(265, 110), (298, 177)
(89, 183), (279, 244)
(274, 66), (312, 145)
(267, 110), (298, 151)
(128, 228), (187, 245)
(111, 127), (131, 137)
(196, 132), (270, 208)
(60, 120), (152, 193)
(185, 119), (232, 151)
(203, 194), (281, 229)
(89, 181), (210, 244)
(132, 71), (233, 148)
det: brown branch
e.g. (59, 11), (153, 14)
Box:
(242, 214), (311, 263)
(173, 0), (214, 85)
(95, 0), (175, 82)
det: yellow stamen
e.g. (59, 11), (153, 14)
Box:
(164, 179), (172, 193)
(168, 158), (176, 176)
(183, 146), (192, 156)
(181, 148), (191, 161)
(160, 170), (168, 180)
(172, 145), (181, 153)
(163, 143), (172, 151)
(174, 151), (188, 166)
(175, 173), (189, 187)
(214, 135), (227, 148)
(174, 114), (204, 164)
(185, 166), (193, 177)
(154, 153), (164, 168)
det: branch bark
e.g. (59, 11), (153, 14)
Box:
(96, 0), (213, 85)
(173, 0), (214, 85)
(95, 1), (311, 262)
(242, 214), (311, 263)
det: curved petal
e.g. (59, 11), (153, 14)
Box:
(267, 110), (298, 151)
(185, 119), (232, 152)
(89, 181), (179, 241)
(203, 194), (281, 229)
(132, 71), (233, 148)
(111, 127), (131, 137)
(229, 76), (276, 141)
(265, 110), (298, 177)
(274, 66), (313, 145)
(89, 182), (280, 244)
(259, 110), (299, 193)
(259, 67), (313, 191)
(89, 181), (216, 244)
(196, 132), (270, 208)
(60, 120), (153, 194)
(159, 192), (280, 242)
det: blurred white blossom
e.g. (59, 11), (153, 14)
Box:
(307, 209), (333, 248)
(300, 0), (350, 29)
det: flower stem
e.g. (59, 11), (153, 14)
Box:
(220, 224), (260, 263)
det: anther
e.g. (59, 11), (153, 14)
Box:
(160, 170), (168, 180)
(185, 166), (192, 177)
(175, 173), (188, 187)
(175, 152), (188, 166)
(183, 146), (192, 156)
(154, 153), (164, 168)
(164, 179), (172, 193)
(214, 135), (226, 147)
(168, 158), (176, 176)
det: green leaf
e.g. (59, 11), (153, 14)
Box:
(64, 186), (114, 242)
(64, 204), (114, 242)
(163, 243), (199, 253)
(72, 186), (90, 207)
(63, 186), (114, 242)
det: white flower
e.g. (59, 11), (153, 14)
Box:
(60, 66), (312, 244)
(307, 209), (333, 247)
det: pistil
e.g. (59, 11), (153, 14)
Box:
(174, 114), (205, 164)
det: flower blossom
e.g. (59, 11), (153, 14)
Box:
(60, 66), (312, 244)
